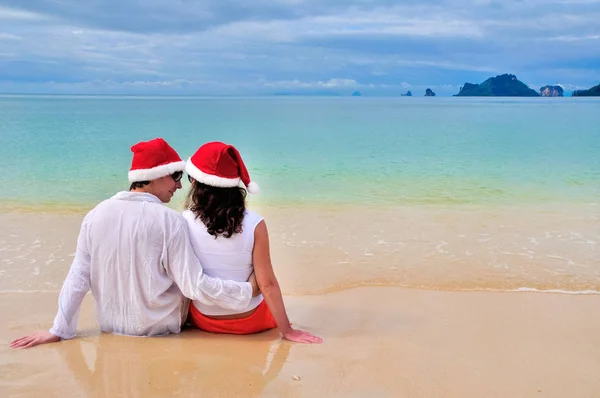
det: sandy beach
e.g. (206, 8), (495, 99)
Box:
(2, 287), (600, 397)
(1, 203), (599, 397)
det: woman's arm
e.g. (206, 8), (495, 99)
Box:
(253, 220), (322, 344)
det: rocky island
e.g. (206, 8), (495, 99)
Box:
(572, 83), (600, 97)
(425, 88), (436, 96)
(539, 85), (564, 97)
(454, 74), (539, 97)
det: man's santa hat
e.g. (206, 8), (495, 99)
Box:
(185, 142), (259, 194)
(128, 138), (186, 183)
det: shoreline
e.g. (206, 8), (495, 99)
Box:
(2, 286), (600, 397)
(1, 196), (598, 213)
(1, 203), (598, 295)
(2, 285), (600, 297)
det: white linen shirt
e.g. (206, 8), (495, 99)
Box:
(49, 191), (252, 339)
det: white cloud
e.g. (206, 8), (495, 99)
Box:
(546, 34), (600, 41)
(395, 60), (496, 73)
(0, 2), (598, 94)
(0, 33), (22, 40)
(0, 6), (46, 21)
(263, 78), (359, 89)
(209, 8), (485, 44)
(321, 78), (358, 87)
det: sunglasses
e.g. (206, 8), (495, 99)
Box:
(170, 171), (183, 182)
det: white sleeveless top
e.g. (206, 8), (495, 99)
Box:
(182, 209), (264, 316)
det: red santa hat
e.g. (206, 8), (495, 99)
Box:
(185, 142), (259, 194)
(128, 138), (186, 183)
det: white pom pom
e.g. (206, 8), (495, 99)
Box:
(247, 181), (260, 194)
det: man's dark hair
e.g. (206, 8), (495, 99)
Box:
(185, 182), (246, 238)
(129, 181), (150, 190)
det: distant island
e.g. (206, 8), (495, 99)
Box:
(572, 83), (600, 97)
(269, 77), (599, 97)
(539, 85), (563, 97)
(455, 74), (539, 97)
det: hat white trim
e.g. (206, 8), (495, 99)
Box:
(185, 158), (241, 188)
(128, 161), (186, 183)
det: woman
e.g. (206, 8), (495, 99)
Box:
(182, 141), (322, 344)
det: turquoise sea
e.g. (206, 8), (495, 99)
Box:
(1, 95), (599, 208)
(1, 95), (599, 295)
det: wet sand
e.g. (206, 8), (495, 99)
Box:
(1, 204), (599, 396)
(1, 288), (600, 397)
(1, 204), (598, 294)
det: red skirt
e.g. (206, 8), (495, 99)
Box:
(189, 300), (277, 335)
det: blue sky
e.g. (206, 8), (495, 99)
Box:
(0, 0), (598, 96)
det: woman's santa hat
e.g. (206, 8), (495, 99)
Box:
(186, 142), (259, 194)
(128, 138), (186, 183)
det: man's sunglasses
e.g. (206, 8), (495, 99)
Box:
(170, 171), (183, 182)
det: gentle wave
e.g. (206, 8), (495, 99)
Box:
(295, 283), (600, 296)
(508, 287), (600, 295)
(0, 289), (61, 294)
(2, 286), (599, 297)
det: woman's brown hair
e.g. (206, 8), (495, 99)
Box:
(185, 181), (247, 238)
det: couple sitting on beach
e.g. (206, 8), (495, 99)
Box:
(11, 138), (321, 349)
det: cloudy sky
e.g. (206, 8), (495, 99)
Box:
(0, 0), (598, 96)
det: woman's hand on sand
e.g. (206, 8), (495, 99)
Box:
(282, 328), (323, 344)
(10, 331), (61, 349)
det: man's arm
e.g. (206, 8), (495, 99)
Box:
(164, 219), (254, 311)
(49, 241), (92, 339)
(11, 218), (92, 349)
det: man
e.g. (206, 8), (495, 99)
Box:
(11, 138), (258, 349)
